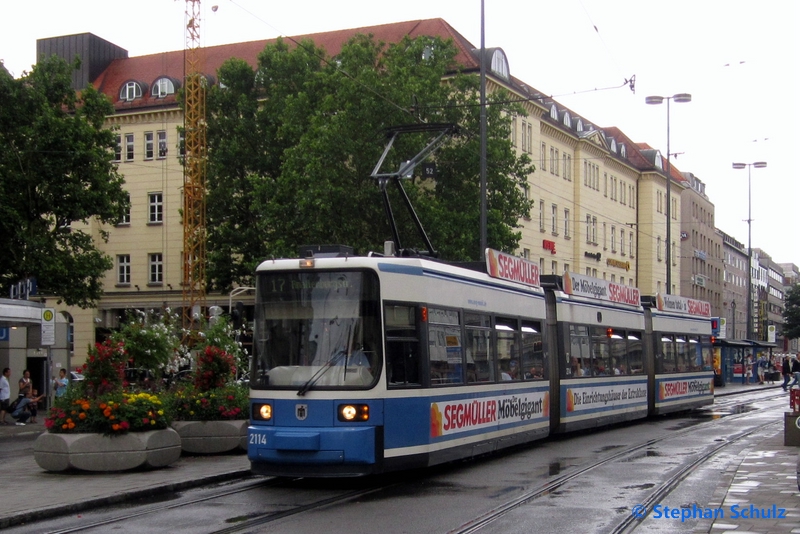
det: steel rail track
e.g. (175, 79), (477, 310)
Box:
(447, 393), (785, 534)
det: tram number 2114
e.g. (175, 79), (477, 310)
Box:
(249, 434), (268, 446)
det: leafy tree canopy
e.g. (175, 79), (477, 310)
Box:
(205, 34), (534, 291)
(783, 283), (800, 340)
(0, 56), (129, 307)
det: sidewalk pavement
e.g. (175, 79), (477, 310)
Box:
(0, 381), (796, 531)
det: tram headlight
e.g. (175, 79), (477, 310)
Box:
(252, 402), (273, 421)
(338, 404), (369, 422)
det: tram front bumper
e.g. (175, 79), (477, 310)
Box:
(248, 425), (377, 465)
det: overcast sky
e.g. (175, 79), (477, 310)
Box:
(2, 0), (798, 266)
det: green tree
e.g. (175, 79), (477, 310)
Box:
(783, 284), (800, 340)
(204, 34), (533, 290)
(0, 56), (129, 307)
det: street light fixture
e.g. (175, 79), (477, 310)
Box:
(646, 93), (691, 295)
(732, 161), (767, 340)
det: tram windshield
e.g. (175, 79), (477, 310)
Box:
(251, 270), (382, 391)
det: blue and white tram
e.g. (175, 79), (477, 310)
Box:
(247, 249), (550, 477)
(541, 272), (649, 433)
(642, 294), (715, 414)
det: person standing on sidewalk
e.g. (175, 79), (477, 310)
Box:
(53, 368), (68, 398)
(0, 368), (10, 424)
(783, 355), (793, 391)
(18, 369), (32, 398)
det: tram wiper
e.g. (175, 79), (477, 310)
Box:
(297, 350), (347, 396)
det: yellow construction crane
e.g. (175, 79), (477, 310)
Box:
(182, 0), (207, 335)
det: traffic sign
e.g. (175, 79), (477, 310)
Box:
(41, 308), (55, 346)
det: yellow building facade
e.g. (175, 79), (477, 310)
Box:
(38, 20), (684, 367)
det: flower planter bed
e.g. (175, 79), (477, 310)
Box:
(171, 420), (248, 454)
(33, 428), (181, 472)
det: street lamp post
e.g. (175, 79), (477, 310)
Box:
(732, 161), (767, 340)
(646, 93), (691, 294)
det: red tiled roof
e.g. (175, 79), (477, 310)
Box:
(95, 18), (478, 112)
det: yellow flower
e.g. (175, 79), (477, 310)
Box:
(158, 410), (164, 416)
(151, 420), (156, 425)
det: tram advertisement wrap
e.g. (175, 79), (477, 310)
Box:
(430, 391), (549, 438)
(563, 381), (648, 415)
(656, 376), (714, 403)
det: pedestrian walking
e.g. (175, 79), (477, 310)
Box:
(0, 367), (10, 424)
(788, 356), (800, 389)
(783, 355), (792, 391)
(756, 354), (766, 385)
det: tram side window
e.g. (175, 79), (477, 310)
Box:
(609, 330), (628, 375)
(658, 335), (677, 373)
(696, 336), (712, 371)
(568, 325), (590, 377)
(428, 307), (464, 386)
(626, 333), (643, 374)
(520, 320), (545, 380)
(591, 327), (612, 376)
(385, 304), (420, 387)
(465, 313), (493, 383)
(496, 316), (521, 381)
(675, 337), (690, 371)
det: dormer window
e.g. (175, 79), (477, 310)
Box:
(655, 151), (664, 170)
(550, 104), (558, 120)
(490, 49), (509, 80)
(562, 111), (571, 128)
(610, 139), (617, 153)
(620, 144), (627, 158)
(152, 77), (176, 98)
(575, 119), (583, 132)
(120, 81), (143, 102)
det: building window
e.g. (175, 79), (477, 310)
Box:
(527, 124), (532, 153)
(586, 215), (592, 243)
(157, 130), (168, 158)
(117, 254), (131, 284)
(550, 146), (555, 174)
(152, 77), (175, 98)
(592, 217), (597, 244)
(539, 200), (545, 232)
(564, 209), (570, 238)
(118, 193), (131, 225)
(113, 134), (121, 162)
(125, 134), (134, 161)
(603, 222), (607, 250)
(657, 237), (663, 261)
(541, 143), (546, 172)
(611, 225), (617, 252)
(554, 149), (560, 176)
(148, 192), (163, 224)
(620, 229), (625, 255)
(149, 253), (163, 284)
(565, 154), (571, 181)
(551, 261), (558, 275)
(519, 120), (525, 151)
(551, 204), (558, 234)
(512, 117), (518, 147)
(144, 132), (154, 160)
(120, 81), (142, 102)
